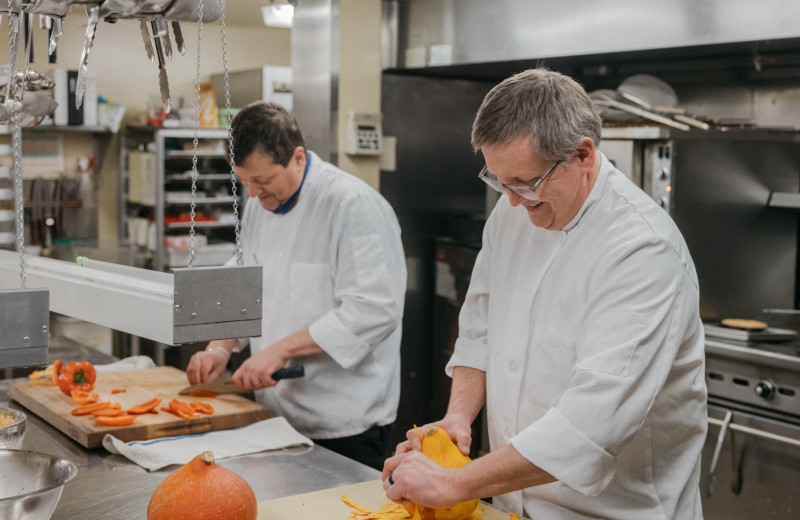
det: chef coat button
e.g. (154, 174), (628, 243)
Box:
(504, 427), (512, 437)
(509, 360), (519, 372)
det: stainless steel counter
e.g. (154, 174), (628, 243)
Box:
(1, 339), (380, 519)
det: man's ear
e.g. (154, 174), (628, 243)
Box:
(292, 146), (306, 164)
(575, 137), (596, 171)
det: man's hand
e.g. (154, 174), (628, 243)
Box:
(390, 417), (473, 461)
(382, 450), (468, 508)
(232, 345), (287, 392)
(186, 342), (232, 384)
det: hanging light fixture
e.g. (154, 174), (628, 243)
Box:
(262, 1), (294, 28)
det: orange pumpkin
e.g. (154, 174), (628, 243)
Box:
(147, 451), (257, 520)
(404, 425), (479, 520)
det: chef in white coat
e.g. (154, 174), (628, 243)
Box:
(186, 101), (407, 470)
(382, 69), (707, 519)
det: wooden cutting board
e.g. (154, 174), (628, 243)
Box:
(256, 479), (527, 520)
(9, 365), (270, 448)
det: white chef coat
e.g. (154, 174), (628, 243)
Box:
(232, 151), (407, 439)
(447, 153), (707, 519)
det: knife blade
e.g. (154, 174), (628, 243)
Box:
(178, 365), (305, 395)
(76, 4), (99, 110)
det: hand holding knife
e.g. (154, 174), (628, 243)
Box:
(179, 365), (305, 395)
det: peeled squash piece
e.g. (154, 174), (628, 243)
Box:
(405, 425), (480, 520)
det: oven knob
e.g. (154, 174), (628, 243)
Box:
(754, 380), (775, 399)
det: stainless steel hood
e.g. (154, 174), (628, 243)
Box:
(391, 0), (800, 68)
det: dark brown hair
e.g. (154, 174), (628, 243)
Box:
(231, 101), (306, 166)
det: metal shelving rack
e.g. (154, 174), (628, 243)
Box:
(119, 126), (242, 272)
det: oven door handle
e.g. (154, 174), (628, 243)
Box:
(708, 416), (800, 449)
(706, 410), (732, 497)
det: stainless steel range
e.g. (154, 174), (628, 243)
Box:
(701, 321), (800, 519)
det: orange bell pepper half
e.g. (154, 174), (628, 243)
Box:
(70, 389), (99, 405)
(28, 359), (62, 385)
(95, 414), (137, 427)
(57, 361), (96, 396)
(126, 397), (162, 415)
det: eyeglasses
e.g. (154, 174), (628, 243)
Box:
(478, 160), (560, 201)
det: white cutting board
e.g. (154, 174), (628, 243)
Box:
(256, 479), (527, 519)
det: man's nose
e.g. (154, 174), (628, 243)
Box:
(506, 190), (524, 207)
(246, 184), (262, 198)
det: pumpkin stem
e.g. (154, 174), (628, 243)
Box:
(422, 424), (438, 436)
(201, 451), (215, 465)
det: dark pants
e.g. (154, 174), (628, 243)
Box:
(312, 423), (394, 471)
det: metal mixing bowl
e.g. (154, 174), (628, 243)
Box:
(0, 450), (78, 520)
(0, 407), (26, 449)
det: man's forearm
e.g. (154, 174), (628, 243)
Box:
(446, 366), (488, 425)
(272, 328), (324, 359)
(459, 444), (557, 499)
(205, 338), (238, 355)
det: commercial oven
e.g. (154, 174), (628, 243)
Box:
(601, 128), (800, 519)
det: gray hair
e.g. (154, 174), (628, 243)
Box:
(471, 68), (601, 162)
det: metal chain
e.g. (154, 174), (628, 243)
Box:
(188, 0), (205, 269)
(219, 0), (243, 266)
(7, 3), (25, 287)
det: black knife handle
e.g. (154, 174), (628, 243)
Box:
(272, 365), (305, 380)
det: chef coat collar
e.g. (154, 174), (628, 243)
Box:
(560, 151), (610, 233)
(271, 152), (311, 215)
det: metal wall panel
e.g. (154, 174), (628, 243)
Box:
(670, 132), (800, 319)
(291, 0), (339, 162)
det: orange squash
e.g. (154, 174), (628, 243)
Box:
(147, 451), (257, 520)
(405, 425), (480, 520)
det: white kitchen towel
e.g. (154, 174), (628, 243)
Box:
(102, 416), (314, 471)
(94, 356), (157, 374)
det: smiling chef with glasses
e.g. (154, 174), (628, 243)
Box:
(383, 68), (708, 520)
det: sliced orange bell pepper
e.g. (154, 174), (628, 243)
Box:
(189, 401), (214, 415)
(95, 414), (137, 427)
(188, 389), (219, 398)
(71, 401), (114, 416)
(168, 399), (200, 419)
(126, 397), (162, 415)
(91, 408), (124, 417)
(111, 388), (126, 394)
(70, 389), (99, 405)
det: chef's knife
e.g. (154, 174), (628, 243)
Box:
(178, 365), (305, 395)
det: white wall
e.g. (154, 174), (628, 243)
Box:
(0, 10), (291, 114)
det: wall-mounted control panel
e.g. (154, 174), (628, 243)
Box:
(345, 111), (383, 156)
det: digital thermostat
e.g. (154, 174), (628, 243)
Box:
(346, 111), (383, 156)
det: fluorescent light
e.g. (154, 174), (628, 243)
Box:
(262, 4), (294, 28)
